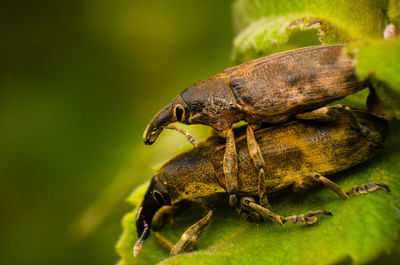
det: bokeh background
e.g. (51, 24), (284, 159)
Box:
(1, 1), (399, 265)
(0, 1), (232, 265)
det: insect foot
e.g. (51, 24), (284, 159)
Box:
(310, 174), (390, 199)
(346, 182), (390, 196)
(284, 210), (332, 225)
(151, 205), (186, 232)
(240, 197), (332, 226)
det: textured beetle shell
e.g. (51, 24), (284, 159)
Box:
(156, 110), (386, 205)
(213, 111), (386, 197)
(178, 45), (368, 131)
(224, 45), (367, 124)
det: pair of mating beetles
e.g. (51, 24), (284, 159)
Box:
(134, 45), (389, 256)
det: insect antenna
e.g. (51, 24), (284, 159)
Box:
(133, 221), (149, 257)
(166, 125), (197, 145)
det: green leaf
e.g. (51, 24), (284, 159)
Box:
(346, 38), (400, 120)
(232, 0), (387, 62)
(116, 122), (400, 265)
(388, 0), (400, 27)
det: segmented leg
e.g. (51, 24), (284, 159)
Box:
(311, 173), (350, 199)
(170, 210), (214, 256)
(296, 105), (385, 148)
(284, 210), (332, 225)
(240, 197), (331, 226)
(310, 173), (390, 199)
(240, 197), (284, 226)
(346, 182), (390, 196)
(246, 125), (270, 208)
(152, 231), (174, 252)
(151, 205), (187, 232)
(296, 104), (365, 130)
(223, 128), (239, 207)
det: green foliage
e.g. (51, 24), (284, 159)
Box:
(388, 0), (400, 27)
(231, 0), (386, 62)
(346, 38), (400, 120)
(117, 0), (400, 264)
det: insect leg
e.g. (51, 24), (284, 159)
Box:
(284, 210), (332, 225)
(346, 182), (390, 196)
(151, 205), (187, 232)
(240, 197), (331, 226)
(170, 209), (214, 256)
(295, 104), (364, 130)
(311, 173), (390, 199)
(246, 125), (270, 208)
(240, 197), (284, 226)
(295, 104), (343, 121)
(311, 173), (350, 199)
(223, 128), (239, 207)
(152, 231), (174, 252)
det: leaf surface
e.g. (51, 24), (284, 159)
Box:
(232, 0), (386, 62)
(346, 38), (400, 120)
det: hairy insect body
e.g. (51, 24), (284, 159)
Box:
(157, 110), (386, 204)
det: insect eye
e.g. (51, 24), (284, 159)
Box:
(174, 105), (185, 121)
(152, 190), (166, 205)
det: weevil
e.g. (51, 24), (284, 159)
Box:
(143, 44), (370, 206)
(135, 106), (389, 257)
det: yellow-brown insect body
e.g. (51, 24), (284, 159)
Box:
(144, 44), (368, 144)
(135, 110), (388, 254)
(155, 110), (386, 205)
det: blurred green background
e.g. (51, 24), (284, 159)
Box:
(0, 1), (232, 264)
(2, 1), (399, 265)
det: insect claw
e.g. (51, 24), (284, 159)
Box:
(374, 182), (391, 193)
(306, 210), (332, 217)
(346, 182), (390, 196)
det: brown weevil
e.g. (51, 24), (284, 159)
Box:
(135, 106), (389, 257)
(143, 44), (370, 206)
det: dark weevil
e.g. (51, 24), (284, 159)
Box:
(142, 44), (371, 206)
(135, 106), (389, 256)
